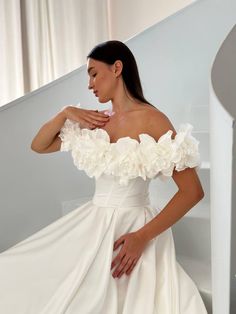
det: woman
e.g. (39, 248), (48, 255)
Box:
(0, 40), (207, 313)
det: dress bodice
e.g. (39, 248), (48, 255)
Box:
(58, 114), (201, 186)
(92, 173), (151, 208)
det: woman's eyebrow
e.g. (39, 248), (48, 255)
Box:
(87, 66), (95, 74)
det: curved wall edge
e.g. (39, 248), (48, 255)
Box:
(211, 24), (236, 119)
(210, 24), (236, 313)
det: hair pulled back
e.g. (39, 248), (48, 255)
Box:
(87, 40), (155, 108)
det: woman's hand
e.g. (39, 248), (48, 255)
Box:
(111, 231), (149, 279)
(62, 105), (110, 129)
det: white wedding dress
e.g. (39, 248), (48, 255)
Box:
(0, 118), (208, 313)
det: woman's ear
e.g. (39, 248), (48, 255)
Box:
(114, 60), (123, 77)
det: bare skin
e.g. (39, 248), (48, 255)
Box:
(31, 57), (205, 280)
(99, 106), (157, 143)
(30, 107), (110, 153)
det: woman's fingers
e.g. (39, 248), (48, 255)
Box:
(89, 110), (111, 120)
(116, 258), (133, 278)
(83, 111), (110, 127)
(83, 118), (107, 128)
(65, 106), (110, 129)
(112, 255), (129, 277)
(125, 258), (138, 275)
(112, 257), (138, 278)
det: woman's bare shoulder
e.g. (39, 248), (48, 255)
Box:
(143, 105), (177, 141)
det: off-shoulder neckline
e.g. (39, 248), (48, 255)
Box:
(61, 119), (194, 146)
(94, 127), (174, 145)
(59, 121), (199, 185)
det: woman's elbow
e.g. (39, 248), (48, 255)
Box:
(179, 185), (205, 202)
(191, 187), (205, 202)
(31, 142), (44, 154)
(197, 189), (205, 201)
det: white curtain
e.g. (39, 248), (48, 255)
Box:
(0, 0), (193, 107)
(0, 0), (25, 107)
(0, 0), (109, 107)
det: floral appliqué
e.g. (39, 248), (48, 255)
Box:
(58, 119), (201, 186)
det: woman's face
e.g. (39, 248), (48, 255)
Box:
(87, 58), (117, 103)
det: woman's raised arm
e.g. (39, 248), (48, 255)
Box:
(31, 106), (110, 154)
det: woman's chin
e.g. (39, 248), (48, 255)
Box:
(98, 96), (110, 104)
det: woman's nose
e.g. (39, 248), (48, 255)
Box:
(88, 79), (94, 90)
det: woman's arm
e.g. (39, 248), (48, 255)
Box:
(137, 167), (204, 242)
(31, 106), (110, 154)
(111, 167), (204, 278)
(136, 110), (204, 242)
(31, 109), (66, 154)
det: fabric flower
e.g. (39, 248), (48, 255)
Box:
(172, 123), (200, 171)
(105, 137), (145, 181)
(58, 119), (81, 152)
(139, 130), (176, 179)
(71, 128), (110, 179)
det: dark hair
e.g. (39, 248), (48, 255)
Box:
(87, 40), (156, 109)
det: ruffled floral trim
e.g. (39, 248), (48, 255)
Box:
(58, 118), (200, 186)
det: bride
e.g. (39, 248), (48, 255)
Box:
(0, 40), (207, 313)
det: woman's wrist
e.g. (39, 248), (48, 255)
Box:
(60, 106), (70, 120)
(135, 227), (153, 244)
(61, 105), (82, 122)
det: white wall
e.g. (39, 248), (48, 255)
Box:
(108, 0), (195, 40)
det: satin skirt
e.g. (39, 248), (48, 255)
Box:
(0, 175), (208, 313)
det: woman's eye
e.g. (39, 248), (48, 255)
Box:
(92, 73), (97, 77)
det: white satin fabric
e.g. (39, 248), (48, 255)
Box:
(0, 173), (207, 313)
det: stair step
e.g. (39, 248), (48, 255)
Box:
(200, 161), (210, 169)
